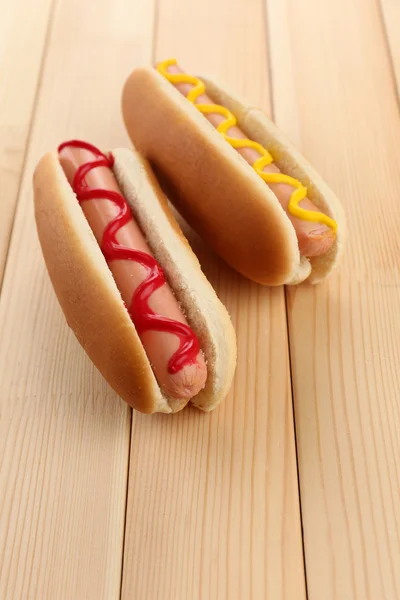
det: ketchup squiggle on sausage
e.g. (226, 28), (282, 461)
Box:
(58, 140), (201, 374)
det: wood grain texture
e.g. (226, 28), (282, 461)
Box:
(3, 0), (398, 597)
(0, 0), (155, 598)
(380, 0), (400, 97)
(120, 1), (306, 598)
(0, 0), (53, 284)
(267, 0), (400, 598)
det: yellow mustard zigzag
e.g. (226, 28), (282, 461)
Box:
(156, 58), (337, 233)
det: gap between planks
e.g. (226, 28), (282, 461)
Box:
(378, 0), (400, 101)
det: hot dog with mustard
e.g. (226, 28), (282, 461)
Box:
(122, 58), (345, 285)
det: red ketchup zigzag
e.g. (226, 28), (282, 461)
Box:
(58, 140), (201, 374)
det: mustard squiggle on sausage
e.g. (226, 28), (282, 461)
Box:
(156, 58), (337, 234)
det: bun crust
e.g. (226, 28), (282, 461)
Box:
(33, 150), (236, 414)
(122, 67), (345, 285)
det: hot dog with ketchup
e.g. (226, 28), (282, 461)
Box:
(122, 59), (346, 285)
(33, 141), (236, 413)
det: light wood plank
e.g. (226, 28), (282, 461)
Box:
(267, 0), (400, 598)
(121, 1), (306, 598)
(0, 0), (53, 284)
(0, 0), (155, 598)
(380, 0), (400, 97)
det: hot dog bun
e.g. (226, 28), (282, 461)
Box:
(33, 148), (237, 414)
(122, 67), (345, 285)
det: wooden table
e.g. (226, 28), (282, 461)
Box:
(1, 0), (399, 598)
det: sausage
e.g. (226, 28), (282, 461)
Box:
(58, 144), (207, 401)
(164, 63), (335, 258)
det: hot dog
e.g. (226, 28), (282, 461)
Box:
(163, 62), (334, 259)
(58, 141), (207, 402)
(33, 141), (236, 414)
(122, 59), (346, 286)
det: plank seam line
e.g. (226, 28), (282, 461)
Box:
(119, 409), (134, 600)
(151, 0), (160, 66)
(375, 0), (400, 109)
(262, 0), (309, 597)
(282, 288), (309, 600)
(0, 0), (60, 296)
(119, 2), (160, 596)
